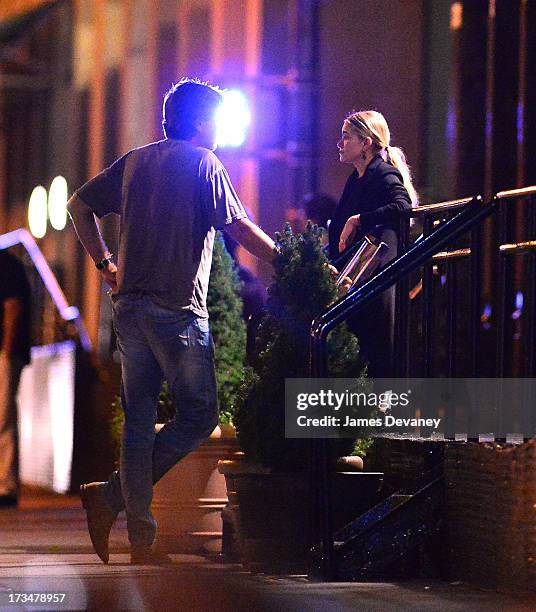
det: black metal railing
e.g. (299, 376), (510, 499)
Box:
(310, 194), (496, 376)
(396, 187), (536, 381)
(309, 185), (536, 580)
(0, 228), (92, 351)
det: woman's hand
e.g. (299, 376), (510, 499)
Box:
(338, 275), (353, 296)
(325, 264), (353, 295)
(101, 262), (118, 292)
(326, 263), (339, 279)
(338, 214), (361, 252)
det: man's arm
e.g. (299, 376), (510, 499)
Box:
(67, 194), (118, 289)
(224, 217), (277, 263)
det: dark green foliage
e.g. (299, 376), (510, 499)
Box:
(234, 223), (369, 471)
(352, 437), (374, 458)
(156, 380), (175, 423)
(207, 233), (247, 423)
(110, 382), (175, 460)
(109, 395), (123, 461)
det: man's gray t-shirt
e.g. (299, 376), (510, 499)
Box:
(75, 139), (247, 317)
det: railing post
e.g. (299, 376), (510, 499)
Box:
(525, 195), (536, 378)
(470, 223), (482, 378)
(309, 329), (335, 581)
(422, 216), (435, 377)
(525, 196), (536, 441)
(468, 224), (481, 441)
(395, 215), (411, 378)
(495, 198), (508, 442)
(446, 230), (458, 378)
(445, 216), (457, 439)
(496, 200), (508, 379)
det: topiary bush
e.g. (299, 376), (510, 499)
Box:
(234, 222), (369, 471)
(206, 232), (247, 423)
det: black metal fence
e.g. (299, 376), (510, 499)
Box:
(309, 185), (536, 581)
(395, 187), (536, 381)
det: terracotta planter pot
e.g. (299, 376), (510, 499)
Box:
(218, 454), (382, 572)
(152, 425), (239, 554)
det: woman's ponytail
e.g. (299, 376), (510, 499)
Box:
(386, 145), (419, 207)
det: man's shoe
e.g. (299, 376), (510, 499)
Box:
(130, 546), (173, 566)
(80, 482), (117, 564)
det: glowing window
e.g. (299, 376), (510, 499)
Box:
(28, 186), (48, 239)
(216, 89), (251, 147)
(450, 2), (463, 31)
(49, 176), (68, 230)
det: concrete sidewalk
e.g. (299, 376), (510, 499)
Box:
(0, 488), (533, 612)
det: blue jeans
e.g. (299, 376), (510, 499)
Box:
(103, 295), (218, 547)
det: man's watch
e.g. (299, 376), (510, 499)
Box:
(96, 253), (114, 270)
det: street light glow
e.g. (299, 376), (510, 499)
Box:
(28, 186), (48, 239)
(49, 176), (68, 230)
(216, 89), (251, 147)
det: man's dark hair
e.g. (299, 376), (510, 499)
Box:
(162, 78), (223, 140)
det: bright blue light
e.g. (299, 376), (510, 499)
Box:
(216, 89), (251, 147)
(481, 303), (492, 330)
(512, 291), (524, 320)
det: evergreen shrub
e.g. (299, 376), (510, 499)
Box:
(234, 223), (370, 471)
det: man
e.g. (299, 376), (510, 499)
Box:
(0, 250), (31, 507)
(68, 79), (276, 565)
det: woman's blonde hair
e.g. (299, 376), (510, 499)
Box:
(345, 110), (419, 207)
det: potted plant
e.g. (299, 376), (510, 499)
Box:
(218, 223), (378, 571)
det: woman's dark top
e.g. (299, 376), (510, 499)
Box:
(328, 154), (412, 378)
(328, 154), (412, 260)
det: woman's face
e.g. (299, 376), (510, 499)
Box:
(337, 121), (364, 165)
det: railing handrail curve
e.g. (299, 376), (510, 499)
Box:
(407, 184), (536, 216)
(311, 195), (490, 376)
(0, 228), (92, 351)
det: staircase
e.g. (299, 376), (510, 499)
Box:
(332, 466), (443, 581)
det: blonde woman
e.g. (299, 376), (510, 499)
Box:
(329, 110), (418, 377)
